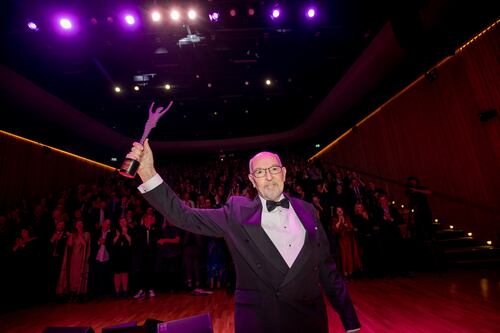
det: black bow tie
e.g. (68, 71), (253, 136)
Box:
(266, 198), (290, 212)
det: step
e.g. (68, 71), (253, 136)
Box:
(434, 229), (465, 240)
(436, 237), (483, 248)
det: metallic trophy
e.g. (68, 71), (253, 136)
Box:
(119, 101), (173, 178)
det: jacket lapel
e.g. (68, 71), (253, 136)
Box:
(241, 198), (289, 275)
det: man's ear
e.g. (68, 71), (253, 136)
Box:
(282, 167), (287, 179)
(248, 174), (256, 188)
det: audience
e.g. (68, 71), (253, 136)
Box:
(0, 154), (430, 310)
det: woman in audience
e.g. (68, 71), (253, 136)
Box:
(332, 207), (362, 279)
(56, 220), (91, 302)
(112, 217), (132, 297)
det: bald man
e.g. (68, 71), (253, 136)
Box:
(127, 139), (360, 333)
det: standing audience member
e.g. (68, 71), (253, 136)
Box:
(133, 214), (159, 299)
(92, 219), (113, 297)
(376, 195), (406, 275)
(112, 217), (132, 297)
(48, 221), (69, 300)
(56, 220), (91, 302)
(156, 218), (182, 293)
(332, 207), (362, 279)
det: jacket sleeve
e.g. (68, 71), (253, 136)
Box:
(142, 181), (226, 238)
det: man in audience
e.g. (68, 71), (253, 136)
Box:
(125, 139), (360, 333)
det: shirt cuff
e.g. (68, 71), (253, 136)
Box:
(346, 329), (360, 333)
(137, 173), (163, 194)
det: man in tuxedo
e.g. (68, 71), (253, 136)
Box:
(126, 140), (360, 333)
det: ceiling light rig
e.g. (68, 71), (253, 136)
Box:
(25, 5), (323, 35)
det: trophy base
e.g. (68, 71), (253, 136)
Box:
(119, 158), (140, 178)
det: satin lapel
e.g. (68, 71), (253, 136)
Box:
(280, 197), (318, 288)
(240, 198), (289, 275)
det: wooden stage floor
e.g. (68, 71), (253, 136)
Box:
(1, 268), (499, 333)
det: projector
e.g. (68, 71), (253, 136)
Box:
(178, 34), (204, 47)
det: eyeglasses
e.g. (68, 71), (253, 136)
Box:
(251, 166), (283, 178)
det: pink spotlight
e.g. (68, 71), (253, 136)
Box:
(170, 9), (181, 21)
(307, 8), (316, 18)
(187, 9), (197, 20)
(271, 9), (280, 19)
(59, 18), (72, 30)
(124, 15), (135, 25)
(151, 11), (161, 22)
(209, 12), (220, 22)
(248, 8), (255, 16)
(229, 9), (237, 17)
(27, 21), (38, 30)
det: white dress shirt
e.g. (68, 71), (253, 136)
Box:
(258, 195), (305, 268)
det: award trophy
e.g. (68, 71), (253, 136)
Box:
(118, 101), (173, 178)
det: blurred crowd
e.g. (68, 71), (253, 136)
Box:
(0, 154), (433, 310)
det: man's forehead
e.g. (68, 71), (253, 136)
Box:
(249, 152), (281, 170)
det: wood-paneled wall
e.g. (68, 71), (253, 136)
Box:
(0, 130), (114, 210)
(316, 23), (500, 240)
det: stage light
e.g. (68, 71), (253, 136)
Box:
(467, 232), (472, 237)
(435, 219), (439, 223)
(187, 9), (197, 20)
(450, 225), (454, 229)
(244, 80), (249, 86)
(133, 85), (140, 91)
(401, 204), (405, 208)
(248, 8), (255, 16)
(271, 9), (280, 19)
(107, 16), (114, 24)
(229, 9), (237, 17)
(207, 83), (212, 88)
(170, 9), (181, 21)
(27, 21), (38, 30)
(114, 86), (121, 93)
(265, 79), (272, 86)
(124, 15), (135, 25)
(59, 18), (73, 30)
(209, 12), (220, 22)
(151, 11), (161, 22)
(306, 8), (316, 19)
(165, 84), (171, 90)
(486, 240), (492, 245)
(90, 17), (98, 25)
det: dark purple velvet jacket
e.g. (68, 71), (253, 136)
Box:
(143, 182), (360, 333)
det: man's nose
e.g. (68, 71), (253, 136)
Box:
(265, 169), (273, 180)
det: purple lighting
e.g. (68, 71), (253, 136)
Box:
(27, 22), (38, 30)
(59, 18), (72, 30)
(272, 9), (280, 19)
(124, 15), (135, 25)
(306, 8), (316, 18)
(209, 12), (220, 22)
